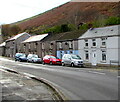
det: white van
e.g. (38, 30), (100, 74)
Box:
(62, 54), (83, 67)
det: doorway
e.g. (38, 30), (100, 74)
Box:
(92, 50), (97, 66)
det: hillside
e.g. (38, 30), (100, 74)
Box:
(14, 2), (119, 32)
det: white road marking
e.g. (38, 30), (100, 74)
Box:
(88, 71), (106, 75)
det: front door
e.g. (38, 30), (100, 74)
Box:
(92, 50), (97, 66)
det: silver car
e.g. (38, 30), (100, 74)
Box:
(62, 54), (83, 67)
(27, 54), (42, 63)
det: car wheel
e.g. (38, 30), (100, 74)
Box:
(71, 63), (74, 67)
(42, 61), (45, 65)
(50, 61), (53, 65)
(62, 62), (65, 66)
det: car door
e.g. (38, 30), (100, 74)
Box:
(62, 55), (67, 64)
(64, 55), (71, 65)
(44, 56), (50, 64)
(67, 55), (72, 65)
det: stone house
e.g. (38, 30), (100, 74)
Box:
(0, 42), (6, 56)
(20, 33), (56, 58)
(5, 32), (31, 57)
(56, 39), (78, 59)
(55, 30), (86, 59)
(19, 30), (86, 59)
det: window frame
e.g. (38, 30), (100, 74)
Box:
(92, 39), (96, 47)
(101, 38), (107, 47)
(85, 39), (88, 47)
(101, 50), (107, 62)
(85, 50), (89, 60)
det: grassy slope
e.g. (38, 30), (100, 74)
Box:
(12, 2), (119, 36)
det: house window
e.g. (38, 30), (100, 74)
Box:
(69, 41), (73, 49)
(50, 43), (53, 49)
(85, 39), (88, 47)
(101, 38), (107, 46)
(59, 42), (62, 48)
(28, 43), (30, 49)
(65, 42), (68, 45)
(49, 50), (52, 55)
(34, 43), (37, 49)
(102, 51), (106, 61)
(24, 44), (26, 51)
(42, 43), (45, 49)
(85, 50), (89, 60)
(92, 39), (96, 46)
(60, 51), (63, 59)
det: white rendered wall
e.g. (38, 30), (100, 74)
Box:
(78, 36), (119, 65)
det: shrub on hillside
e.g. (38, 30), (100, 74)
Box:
(105, 16), (120, 26)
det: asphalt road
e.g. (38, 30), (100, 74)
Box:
(0, 57), (118, 100)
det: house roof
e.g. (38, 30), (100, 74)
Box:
(0, 42), (6, 47)
(6, 32), (30, 41)
(43, 30), (86, 41)
(79, 25), (120, 39)
(23, 33), (48, 43)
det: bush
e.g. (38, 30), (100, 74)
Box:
(79, 24), (88, 30)
(105, 16), (120, 26)
(40, 24), (76, 34)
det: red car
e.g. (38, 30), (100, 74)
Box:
(43, 55), (62, 65)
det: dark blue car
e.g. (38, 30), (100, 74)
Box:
(15, 53), (27, 62)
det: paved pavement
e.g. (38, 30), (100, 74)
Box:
(0, 69), (53, 101)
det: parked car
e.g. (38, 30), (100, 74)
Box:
(27, 54), (42, 63)
(62, 54), (84, 67)
(43, 55), (62, 65)
(15, 53), (27, 62)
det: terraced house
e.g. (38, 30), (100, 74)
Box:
(78, 25), (120, 66)
(50, 30), (86, 59)
(56, 39), (78, 59)
(0, 42), (6, 56)
(5, 32), (30, 57)
(19, 33), (56, 58)
(19, 30), (86, 59)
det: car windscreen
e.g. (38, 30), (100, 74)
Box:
(50, 56), (56, 59)
(20, 54), (26, 57)
(32, 55), (38, 58)
(71, 55), (81, 59)
(16, 53), (23, 57)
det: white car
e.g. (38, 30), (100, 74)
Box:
(27, 54), (42, 63)
(62, 54), (84, 67)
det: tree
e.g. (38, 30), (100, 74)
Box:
(60, 24), (70, 32)
(10, 25), (21, 36)
(2, 24), (21, 38)
(2, 24), (10, 37)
